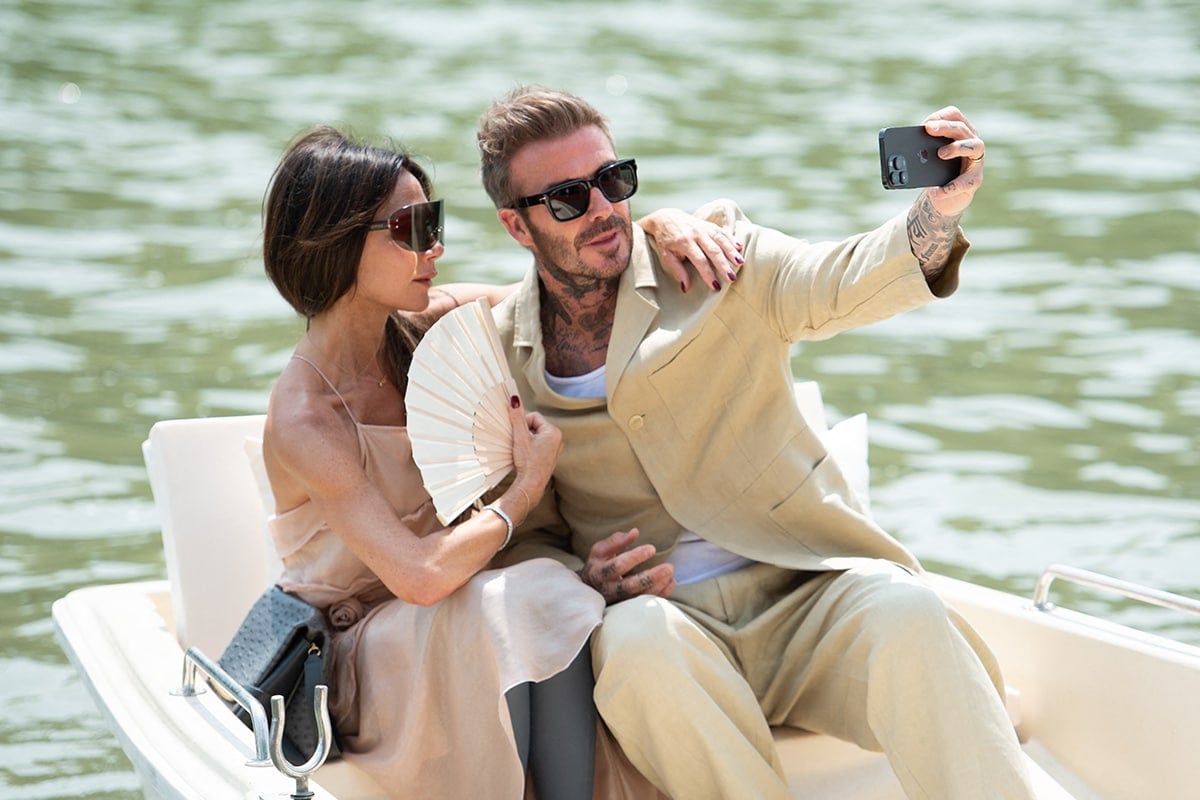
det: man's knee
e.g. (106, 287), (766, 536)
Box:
(593, 596), (687, 673)
(591, 597), (690, 714)
(833, 565), (956, 650)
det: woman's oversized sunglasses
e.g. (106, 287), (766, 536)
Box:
(367, 199), (444, 252)
(512, 159), (638, 222)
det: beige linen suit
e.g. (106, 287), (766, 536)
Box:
(494, 200), (1034, 800)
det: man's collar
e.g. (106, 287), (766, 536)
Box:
(628, 223), (660, 292)
(511, 265), (542, 350)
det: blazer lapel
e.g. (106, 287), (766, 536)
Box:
(605, 226), (660, 399)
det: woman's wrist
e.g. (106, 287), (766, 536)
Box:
(502, 480), (539, 525)
(482, 482), (538, 552)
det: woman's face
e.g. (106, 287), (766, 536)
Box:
(356, 170), (444, 313)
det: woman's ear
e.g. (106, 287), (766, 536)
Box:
(498, 208), (535, 249)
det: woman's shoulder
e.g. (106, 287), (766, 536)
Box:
(267, 364), (354, 442)
(264, 369), (363, 501)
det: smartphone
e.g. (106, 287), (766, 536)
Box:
(878, 126), (960, 189)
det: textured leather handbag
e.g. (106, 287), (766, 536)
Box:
(218, 585), (340, 763)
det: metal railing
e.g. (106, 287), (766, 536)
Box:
(1033, 564), (1200, 617)
(174, 646), (333, 797)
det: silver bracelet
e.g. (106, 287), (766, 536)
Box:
(482, 503), (513, 550)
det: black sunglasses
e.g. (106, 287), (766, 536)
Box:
(367, 199), (444, 252)
(512, 159), (638, 222)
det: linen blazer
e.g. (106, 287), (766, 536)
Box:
(493, 199), (967, 576)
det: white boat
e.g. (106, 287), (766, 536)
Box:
(52, 385), (1200, 799)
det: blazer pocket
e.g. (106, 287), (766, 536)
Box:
(647, 317), (751, 438)
(766, 452), (881, 559)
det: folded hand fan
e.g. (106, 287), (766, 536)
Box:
(406, 296), (518, 525)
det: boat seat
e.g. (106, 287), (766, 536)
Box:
(145, 414), (393, 796)
(144, 414), (276, 658)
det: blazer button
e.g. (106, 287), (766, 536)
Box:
(628, 414), (645, 431)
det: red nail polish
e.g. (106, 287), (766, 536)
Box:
(680, 281), (688, 293)
(711, 280), (721, 292)
(726, 271), (737, 282)
(510, 395), (520, 408)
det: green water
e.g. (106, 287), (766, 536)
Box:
(2, 0), (1198, 795)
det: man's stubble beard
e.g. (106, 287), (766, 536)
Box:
(528, 214), (632, 301)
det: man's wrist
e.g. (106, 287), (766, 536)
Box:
(907, 192), (962, 277)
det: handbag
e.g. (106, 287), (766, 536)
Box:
(217, 584), (341, 763)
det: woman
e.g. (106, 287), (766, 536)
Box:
(258, 125), (738, 799)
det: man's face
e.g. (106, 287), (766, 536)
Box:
(498, 125), (634, 287)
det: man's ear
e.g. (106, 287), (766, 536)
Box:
(498, 208), (535, 248)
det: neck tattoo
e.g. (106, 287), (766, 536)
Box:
(539, 278), (618, 377)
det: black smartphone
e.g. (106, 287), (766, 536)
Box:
(878, 126), (960, 189)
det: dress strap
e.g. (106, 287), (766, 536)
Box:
(290, 354), (360, 426)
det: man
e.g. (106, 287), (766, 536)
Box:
(478, 84), (1033, 799)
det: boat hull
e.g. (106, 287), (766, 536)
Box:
(56, 570), (1200, 799)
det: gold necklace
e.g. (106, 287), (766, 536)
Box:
(354, 367), (389, 387)
(299, 336), (389, 388)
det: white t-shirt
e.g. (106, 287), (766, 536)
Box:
(544, 365), (755, 585)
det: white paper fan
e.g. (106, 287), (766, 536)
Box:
(406, 296), (519, 525)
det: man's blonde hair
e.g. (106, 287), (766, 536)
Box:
(477, 85), (614, 209)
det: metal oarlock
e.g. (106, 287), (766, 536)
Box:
(269, 687), (334, 800)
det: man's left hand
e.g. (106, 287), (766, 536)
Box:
(578, 528), (677, 604)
